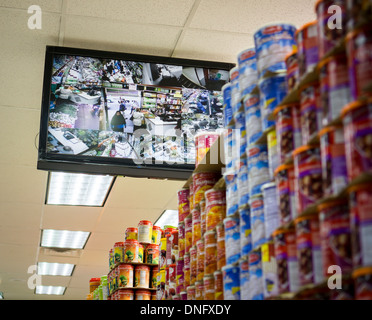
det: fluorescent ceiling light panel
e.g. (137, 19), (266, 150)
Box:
(46, 172), (115, 206)
(154, 210), (178, 229)
(35, 286), (65, 295)
(37, 262), (75, 276)
(41, 229), (90, 249)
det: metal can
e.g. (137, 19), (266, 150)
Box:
(299, 81), (322, 145)
(138, 220), (153, 244)
(318, 53), (352, 127)
(224, 171), (239, 216)
(267, 128), (279, 180)
(185, 214), (193, 253)
(205, 189), (226, 230)
(196, 239), (205, 282)
(176, 258), (184, 294)
(274, 164), (296, 226)
(159, 237), (167, 270)
(238, 47), (258, 97)
(273, 103), (302, 164)
(239, 205), (252, 257)
(113, 242), (125, 264)
(318, 199), (352, 277)
(134, 265), (150, 288)
(214, 270), (224, 300)
(117, 264), (134, 288)
(319, 125), (348, 197)
(247, 144), (271, 197)
(285, 49), (299, 91)
(353, 267), (372, 300)
(150, 266), (158, 289)
(145, 244), (159, 265)
(203, 274), (215, 300)
(348, 181), (372, 268)
(295, 20), (319, 78)
(222, 264), (240, 300)
(316, 0), (347, 57)
(124, 239), (139, 263)
(204, 229), (217, 275)
(193, 171), (220, 206)
(249, 195), (266, 250)
(244, 93), (262, 145)
(239, 256), (250, 300)
(125, 227), (138, 241)
(200, 198), (207, 237)
(293, 145), (323, 214)
(178, 221), (185, 260)
(262, 182), (280, 241)
(178, 188), (190, 223)
(216, 222), (226, 270)
(222, 83), (233, 127)
(295, 213), (323, 286)
(253, 23), (297, 75)
(258, 72), (287, 131)
(135, 289), (151, 300)
(230, 67), (241, 115)
(195, 281), (204, 300)
(249, 250), (264, 300)
(190, 245), (197, 285)
(223, 215), (241, 265)
(192, 207), (202, 246)
(117, 289), (134, 300)
(341, 99), (372, 181)
(261, 242), (279, 298)
(186, 285), (196, 300)
(273, 228), (300, 294)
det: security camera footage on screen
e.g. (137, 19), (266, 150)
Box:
(47, 54), (229, 165)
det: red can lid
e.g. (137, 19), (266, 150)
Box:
(125, 239), (139, 244)
(114, 242), (125, 247)
(139, 220), (152, 225)
(153, 226), (162, 231)
(90, 277), (101, 283)
(126, 227), (138, 232)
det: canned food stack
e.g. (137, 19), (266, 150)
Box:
(104, 220), (160, 300)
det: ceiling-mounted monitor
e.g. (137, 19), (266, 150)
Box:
(37, 46), (234, 180)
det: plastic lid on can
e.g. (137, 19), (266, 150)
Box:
(139, 220), (152, 225)
(295, 20), (317, 37)
(90, 277), (101, 283)
(126, 227), (138, 231)
(341, 98), (372, 119)
(273, 103), (299, 117)
(274, 163), (294, 177)
(284, 49), (298, 62)
(153, 226), (162, 231)
(292, 144), (318, 157)
(318, 125), (343, 138)
(352, 266), (372, 279)
(317, 198), (348, 212)
(347, 180), (372, 194)
(114, 242), (125, 247)
(272, 227), (294, 237)
(294, 213), (318, 225)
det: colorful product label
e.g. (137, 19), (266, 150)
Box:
(222, 265), (240, 300)
(224, 217), (241, 264)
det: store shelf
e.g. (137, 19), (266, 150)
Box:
(111, 261), (159, 269)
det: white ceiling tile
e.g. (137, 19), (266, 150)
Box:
(65, 0), (195, 27)
(173, 28), (253, 63)
(0, 0), (63, 12)
(41, 205), (103, 231)
(0, 202), (42, 229)
(0, 164), (47, 204)
(0, 8), (61, 109)
(190, 0), (317, 33)
(62, 15), (182, 56)
(0, 107), (41, 166)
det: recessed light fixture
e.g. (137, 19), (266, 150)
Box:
(40, 229), (90, 249)
(46, 172), (115, 206)
(35, 285), (66, 295)
(154, 210), (178, 229)
(37, 262), (75, 276)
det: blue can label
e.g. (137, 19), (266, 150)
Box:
(222, 264), (240, 300)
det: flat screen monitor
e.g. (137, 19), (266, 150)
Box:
(37, 46), (234, 180)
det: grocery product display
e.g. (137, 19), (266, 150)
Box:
(88, 0), (372, 301)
